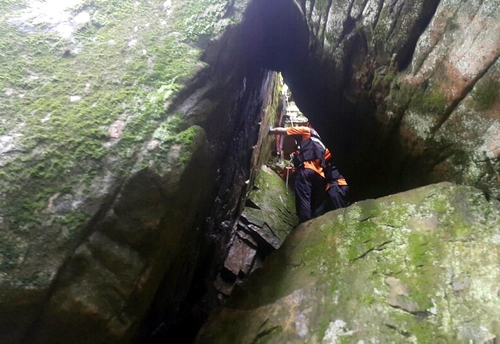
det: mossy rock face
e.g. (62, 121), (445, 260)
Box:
(196, 182), (500, 343)
(0, 0), (258, 342)
(241, 165), (297, 247)
(216, 165), (297, 295)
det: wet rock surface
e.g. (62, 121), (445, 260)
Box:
(214, 165), (297, 296)
(196, 183), (500, 343)
(1, 0), (277, 342)
(1, 0), (499, 341)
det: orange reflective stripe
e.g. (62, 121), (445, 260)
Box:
(338, 178), (347, 186)
(286, 127), (311, 141)
(303, 160), (325, 178)
(324, 148), (331, 161)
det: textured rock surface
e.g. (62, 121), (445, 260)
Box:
(215, 165), (297, 295)
(0, 0), (275, 342)
(196, 182), (500, 343)
(402, 0), (500, 197)
(1, 0), (500, 341)
(254, 0), (500, 200)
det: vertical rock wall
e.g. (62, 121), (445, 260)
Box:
(129, 8), (294, 339)
(237, 0), (499, 202)
(0, 0), (283, 342)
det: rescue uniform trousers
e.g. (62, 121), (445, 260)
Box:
(294, 166), (326, 224)
(326, 182), (350, 211)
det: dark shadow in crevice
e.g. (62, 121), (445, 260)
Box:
(396, 0), (440, 71)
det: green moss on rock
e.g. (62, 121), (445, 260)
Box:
(196, 183), (500, 343)
(0, 0), (234, 251)
(389, 79), (448, 115)
(472, 78), (499, 112)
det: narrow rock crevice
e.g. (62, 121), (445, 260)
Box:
(371, 0), (386, 31)
(318, 0), (334, 46)
(351, 240), (393, 261)
(394, 0), (440, 71)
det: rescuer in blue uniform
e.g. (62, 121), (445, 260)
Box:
(323, 148), (350, 211)
(270, 123), (326, 223)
